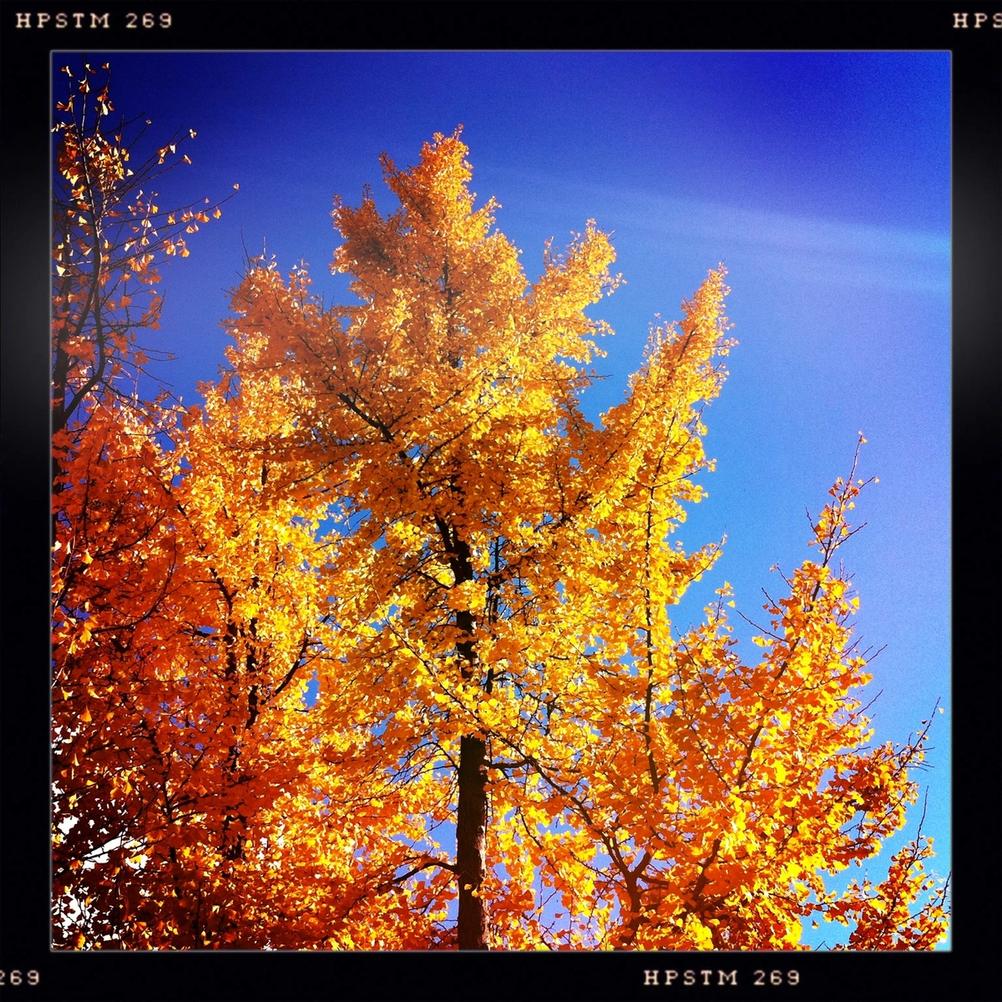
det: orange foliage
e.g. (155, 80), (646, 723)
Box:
(53, 119), (949, 950)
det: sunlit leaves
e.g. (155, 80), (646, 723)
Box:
(51, 62), (234, 434)
(53, 125), (947, 951)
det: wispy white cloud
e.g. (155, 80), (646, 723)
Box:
(485, 166), (950, 296)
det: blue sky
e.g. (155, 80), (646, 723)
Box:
(56, 50), (951, 946)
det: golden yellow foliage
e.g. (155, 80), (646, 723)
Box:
(53, 122), (948, 951)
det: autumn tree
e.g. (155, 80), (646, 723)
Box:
(52, 374), (400, 948)
(212, 130), (949, 950)
(54, 100), (948, 948)
(51, 61), (230, 443)
(49, 66), (326, 947)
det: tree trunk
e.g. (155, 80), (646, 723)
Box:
(456, 732), (488, 949)
(444, 524), (489, 950)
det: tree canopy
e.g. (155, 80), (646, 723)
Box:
(52, 77), (949, 950)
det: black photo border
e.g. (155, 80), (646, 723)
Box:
(2, 3), (999, 1000)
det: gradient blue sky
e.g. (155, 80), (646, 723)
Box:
(56, 50), (951, 946)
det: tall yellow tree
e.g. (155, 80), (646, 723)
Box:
(213, 130), (948, 950)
